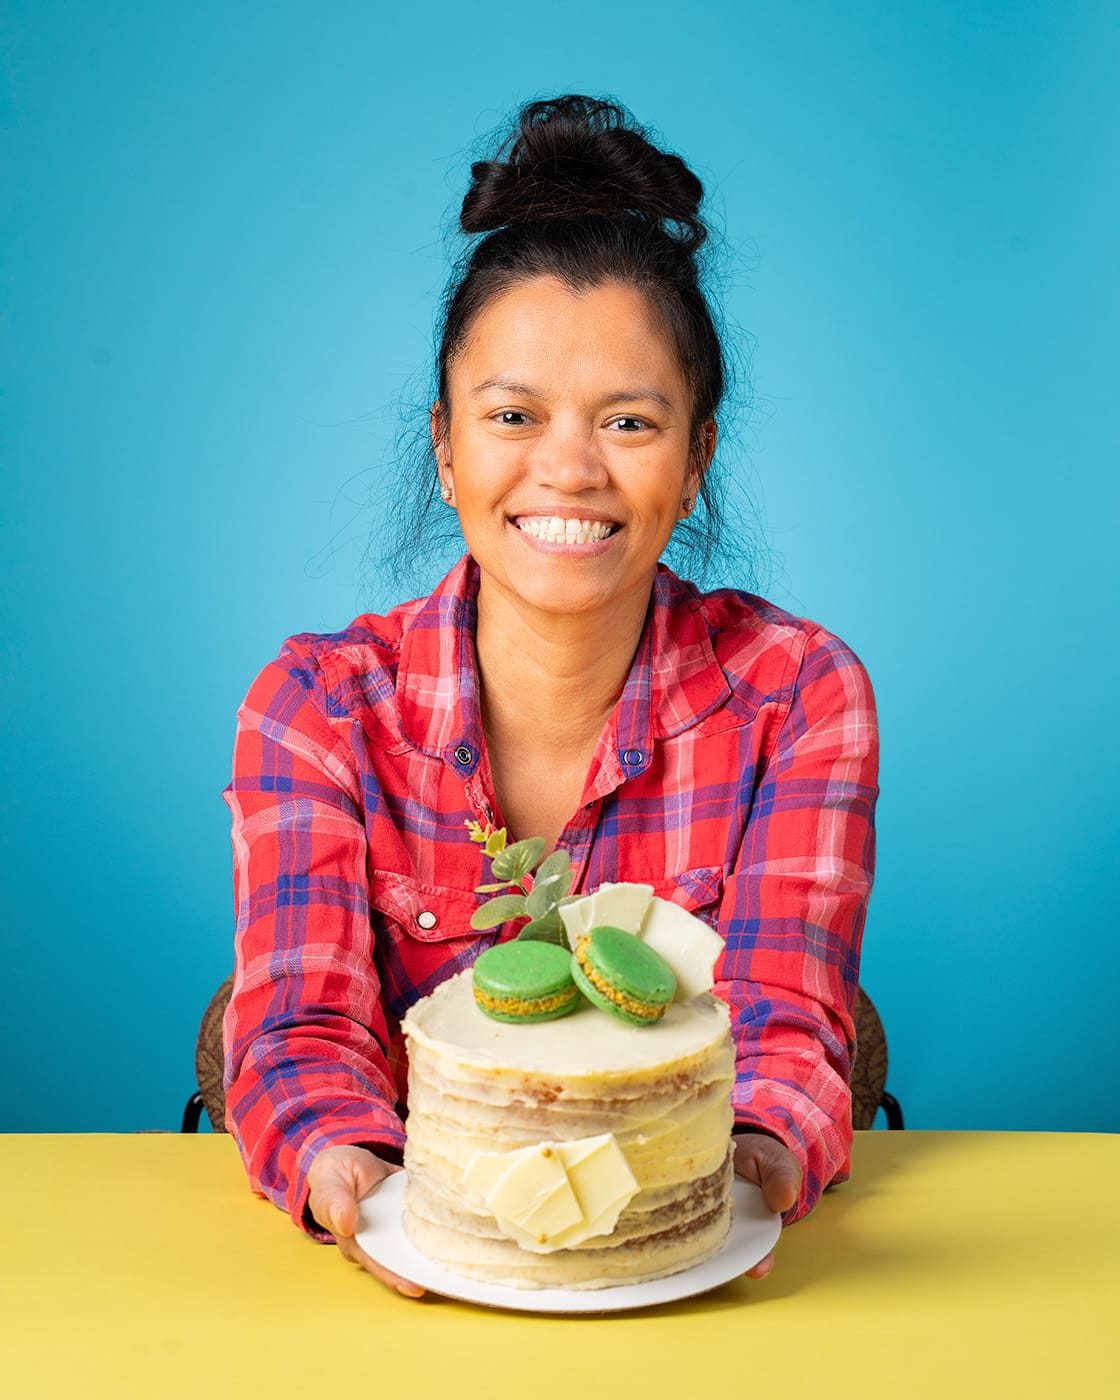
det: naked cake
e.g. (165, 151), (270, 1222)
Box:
(400, 879), (736, 1290)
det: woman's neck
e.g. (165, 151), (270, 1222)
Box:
(474, 575), (653, 757)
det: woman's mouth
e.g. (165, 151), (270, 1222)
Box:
(514, 516), (619, 545)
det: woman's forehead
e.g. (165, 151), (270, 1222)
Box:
(453, 276), (688, 396)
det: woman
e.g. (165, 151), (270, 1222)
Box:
(223, 94), (879, 1298)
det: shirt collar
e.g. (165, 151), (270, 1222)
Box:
(396, 554), (484, 771)
(395, 556), (731, 770)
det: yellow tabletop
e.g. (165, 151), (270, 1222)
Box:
(0, 1131), (1115, 1399)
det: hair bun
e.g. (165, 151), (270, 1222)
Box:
(461, 94), (707, 252)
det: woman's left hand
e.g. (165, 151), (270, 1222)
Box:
(732, 1131), (803, 1280)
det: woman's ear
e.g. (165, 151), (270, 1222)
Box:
(697, 418), (718, 477)
(683, 418), (717, 511)
(431, 400), (453, 499)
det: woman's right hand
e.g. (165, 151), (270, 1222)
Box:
(306, 1144), (425, 1297)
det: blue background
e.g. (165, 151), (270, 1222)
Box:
(3, 2), (1117, 1134)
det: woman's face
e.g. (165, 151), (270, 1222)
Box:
(434, 275), (713, 622)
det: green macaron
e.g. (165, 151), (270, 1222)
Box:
(472, 940), (582, 1023)
(571, 925), (677, 1026)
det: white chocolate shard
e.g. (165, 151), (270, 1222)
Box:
(554, 1135), (639, 1245)
(466, 1147), (582, 1251)
(462, 1134), (639, 1252)
(461, 1149), (514, 1202)
(559, 882), (653, 950)
(558, 897), (594, 948)
(637, 897), (724, 1001)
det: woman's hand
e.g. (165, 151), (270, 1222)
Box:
(733, 1130), (803, 1280)
(306, 1144), (425, 1298)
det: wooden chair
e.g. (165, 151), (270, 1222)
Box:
(853, 986), (905, 1130)
(182, 976), (903, 1133)
(181, 974), (233, 1132)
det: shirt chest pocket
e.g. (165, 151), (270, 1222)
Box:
(368, 871), (484, 945)
(646, 865), (726, 932)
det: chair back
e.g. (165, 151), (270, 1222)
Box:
(852, 986), (890, 1130)
(194, 974), (234, 1132)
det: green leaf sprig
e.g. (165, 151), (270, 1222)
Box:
(465, 819), (574, 945)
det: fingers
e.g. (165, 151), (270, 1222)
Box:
(308, 1145), (392, 1236)
(733, 1132), (803, 1215)
(732, 1131), (803, 1281)
(307, 1145), (424, 1298)
(760, 1154), (801, 1216)
(307, 1155), (361, 1239)
(320, 1191), (358, 1241)
(336, 1233), (425, 1298)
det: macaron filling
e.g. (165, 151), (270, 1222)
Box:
(473, 983), (581, 1019)
(573, 931), (674, 1023)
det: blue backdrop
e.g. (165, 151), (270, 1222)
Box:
(3, 1), (1117, 1133)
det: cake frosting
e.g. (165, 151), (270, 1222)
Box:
(401, 967), (735, 1289)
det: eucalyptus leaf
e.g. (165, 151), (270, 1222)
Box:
(526, 866), (573, 918)
(474, 881), (514, 894)
(535, 847), (573, 887)
(534, 850), (573, 901)
(490, 837), (546, 883)
(519, 904), (561, 935)
(469, 893), (528, 931)
(525, 881), (552, 920)
(516, 913), (567, 945)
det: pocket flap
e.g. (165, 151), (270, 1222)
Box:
(649, 865), (725, 921)
(368, 871), (483, 943)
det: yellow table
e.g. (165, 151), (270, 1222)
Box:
(1, 1132), (1115, 1399)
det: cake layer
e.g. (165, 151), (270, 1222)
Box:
(401, 969), (737, 1289)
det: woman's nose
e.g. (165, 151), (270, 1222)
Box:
(529, 421), (609, 493)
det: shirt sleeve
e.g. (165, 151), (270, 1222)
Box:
(222, 641), (406, 1239)
(715, 624), (879, 1222)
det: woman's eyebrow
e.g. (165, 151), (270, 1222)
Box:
(469, 376), (675, 413)
(469, 376), (541, 400)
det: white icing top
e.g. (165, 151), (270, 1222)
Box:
(404, 968), (731, 1074)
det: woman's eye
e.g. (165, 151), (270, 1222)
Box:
(611, 416), (649, 432)
(496, 410), (528, 426)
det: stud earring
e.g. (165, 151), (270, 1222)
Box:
(681, 496), (694, 514)
(441, 485), (453, 502)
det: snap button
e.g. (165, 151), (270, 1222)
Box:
(417, 911), (438, 931)
(623, 749), (643, 766)
(454, 744), (473, 765)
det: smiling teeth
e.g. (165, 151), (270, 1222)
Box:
(517, 517), (615, 544)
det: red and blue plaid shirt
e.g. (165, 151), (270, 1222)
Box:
(223, 555), (879, 1235)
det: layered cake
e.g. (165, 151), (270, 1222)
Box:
(400, 878), (736, 1290)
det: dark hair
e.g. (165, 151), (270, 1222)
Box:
(372, 93), (764, 599)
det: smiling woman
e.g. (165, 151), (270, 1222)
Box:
(221, 94), (879, 1299)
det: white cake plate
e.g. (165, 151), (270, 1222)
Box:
(354, 1172), (781, 1314)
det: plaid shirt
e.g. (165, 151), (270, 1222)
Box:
(223, 555), (879, 1236)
